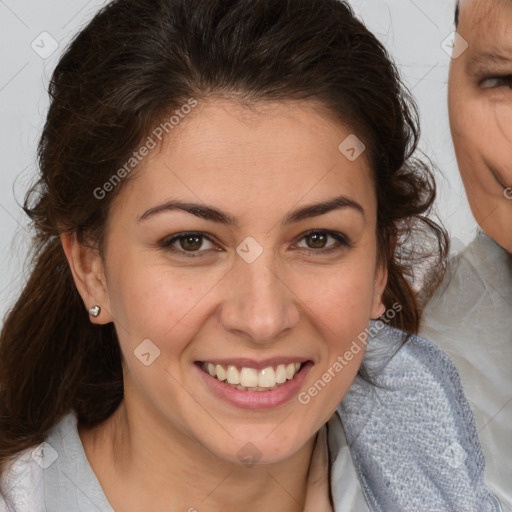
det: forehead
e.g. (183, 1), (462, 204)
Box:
(459, 0), (512, 30)
(116, 99), (376, 218)
(458, 0), (512, 56)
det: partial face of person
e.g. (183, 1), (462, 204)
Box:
(96, 99), (386, 465)
(449, 0), (512, 252)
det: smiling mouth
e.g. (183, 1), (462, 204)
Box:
(199, 362), (304, 391)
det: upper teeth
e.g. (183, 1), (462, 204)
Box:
(203, 362), (301, 390)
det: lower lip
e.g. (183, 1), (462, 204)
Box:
(195, 362), (313, 410)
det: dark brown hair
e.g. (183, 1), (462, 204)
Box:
(0, 0), (447, 482)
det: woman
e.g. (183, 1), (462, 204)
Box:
(421, 0), (512, 510)
(0, 0), (498, 510)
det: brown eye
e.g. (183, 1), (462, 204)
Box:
(179, 235), (203, 251)
(295, 230), (350, 254)
(159, 232), (217, 257)
(305, 232), (329, 249)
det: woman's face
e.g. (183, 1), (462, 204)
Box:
(97, 99), (386, 465)
(449, 0), (512, 251)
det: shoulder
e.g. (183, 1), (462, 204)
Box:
(0, 446), (45, 512)
(422, 231), (511, 333)
(341, 326), (469, 441)
(0, 412), (77, 512)
(337, 324), (501, 511)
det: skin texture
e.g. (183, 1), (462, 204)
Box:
(61, 99), (387, 511)
(449, 0), (512, 252)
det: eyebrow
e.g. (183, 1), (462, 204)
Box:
(467, 48), (512, 73)
(137, 195), (365, 225)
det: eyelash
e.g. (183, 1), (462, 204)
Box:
(158, 230), (351, 259)
(480, 75), (512, 89)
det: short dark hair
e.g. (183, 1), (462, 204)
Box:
(455, 1), (460, 26)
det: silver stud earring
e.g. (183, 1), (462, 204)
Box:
(89, 305), (101, 317)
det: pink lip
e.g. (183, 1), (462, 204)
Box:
(195, 361), (313, 410)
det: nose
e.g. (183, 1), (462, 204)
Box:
(218, 253), (300, 344)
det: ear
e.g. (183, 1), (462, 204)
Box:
(370, 261), (388, 320)
(60, 232), (113, 325)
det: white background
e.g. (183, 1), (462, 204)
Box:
(0, 0), (469, 323)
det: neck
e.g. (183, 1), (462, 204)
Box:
(79, 399), (318, 512)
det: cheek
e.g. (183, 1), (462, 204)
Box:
(107, 254), (222, 345)
(451, 105), (497, 185)
(487, 107), (512, 184)
(450, 98), (481, 155)
(292, 260), (377, 339)
(106, 239), (377, 360)
(452, 93), (512, 159)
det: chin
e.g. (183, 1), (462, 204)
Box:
(207, 429), (310, 466)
